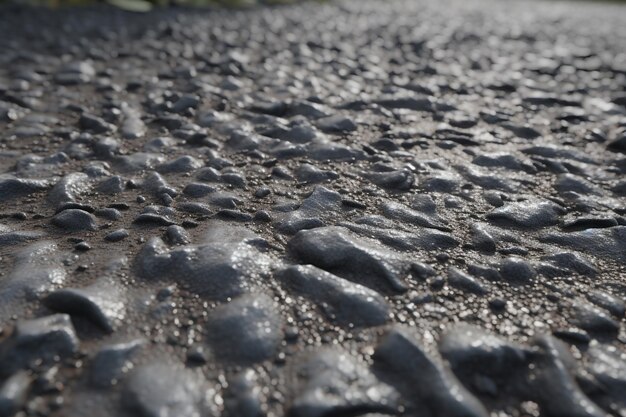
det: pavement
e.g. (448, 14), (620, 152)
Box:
(1, 0), (626, 416)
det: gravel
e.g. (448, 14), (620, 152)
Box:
(0, 0), (626, 416)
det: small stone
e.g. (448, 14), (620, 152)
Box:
(95, 207), (123, 221)
(530, 335), (608, 417)
(0, 371), (31, 417)
(570, 300), (620, 335)
(374, 326), (488, 417)
(584, 343), (626, 414)
(489, 298), (507, 311)
(104, 229), (129, 242)
(0, 314), (78, 378)
(224, 370), (263, 417)
(296, 164), (339, 183)
(136, 222), (273, 300)
(165, 225), (190, 245)
(0, 176), (50, 202)
(74, 241), (91, 251)
(276, 265), (389, 327)
(470, 223), (497, 253)
(439, 324), (528, 379)
(254, 210), (272, 222)
(316, 115), (357, 133)
(48, 173), (92, 208)
(96, 176), (125, 194)
(206, 293), (283, 365)
(254, 187), (271, 198)
(553, 328), (591, 345)
(79, 113), (116, 134)
(447, 268), (488, 295)
(186, 345), (208, 365)
(540, 227), (626, 264)
(288, 348), (400, 417)
(541, 252), (598, 277)
(89, 339), (144, 387)
(183, 183), (216, 198)
(133, 213), (176, 226)
(487, 200), (563, 229)
(363, 169), (414, 191)
(52, 209), (98, 232)
(157, 156), (203, 174)
(43, 266), (126, 333)
(498, 257), (536, 284)
(288, 226), (410, 294)
(123, 363), (208, 417)
(587, 291), (625, 318)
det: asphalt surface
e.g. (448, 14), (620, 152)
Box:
(1, 0), (626, 416)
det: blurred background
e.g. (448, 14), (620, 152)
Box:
(0, 0), (314, 12)
(0, 0), (623, 13)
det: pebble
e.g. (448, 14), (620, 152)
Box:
(570, 300), (620, 335)
(316, 115), (357, 133)
(362, 169), (415, 191)
(0, 314), (78, 378)
(288, 226), (410, 293)
(123, 363), (208, 417)
(498, 257), (536, 284)
(79, 113), (116, 134)
(89, 339), (144, 387)
(487, 200), (564, 229)
(44, 275), (126, 333)
(0, 176), (50, 202)
(0, 371), (31, 417)
(136, 222), (273, 299)
(584, 343), (626, 415)
(104, 229), (129, 242)
(289, 348), (400, 417)
(52, 209), (98, 231)
(223, 370), (264, 417)
(274, 186), (342, 234)
(540, 226), (626, 264)
(374, 326), (489, 417)
(165, 225), (190, 245)
(529, 335), (608, 417)
(1, 241), (67, 309)
(206, 293), (283, 365)
(276, 264), (390, 327)
(48, 173), (92, 208)
(182, 182), (216, 198)
(587, 291), (625, 318)
(439, 324), (528, 378)
(447, 267), (488, 295)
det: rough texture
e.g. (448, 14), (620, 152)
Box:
(0, 0), (625, 416)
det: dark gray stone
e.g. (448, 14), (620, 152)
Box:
(0, 371), (31, 417)
(374, 326), (489, 417)
(288, 226), (410, 293)
(498, 257), (536, 284)
(206, 293), (283, 365)
(123, 363), (210, 417)
(447, 267), (488, 295)
(104, 229), (129, 242)
(52, 209), (98, 231)
(288, 348), (400, 417)
(43, 272), (126, 333)
(90, 339), (145, 387)
(0, 314), (78, 378)
(136, 222), (273, 299)
(0, 176), (50, 202)
(276, 265), (389, 327)
(487, 200), (563, 229)
(316, 115), (357, 133)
